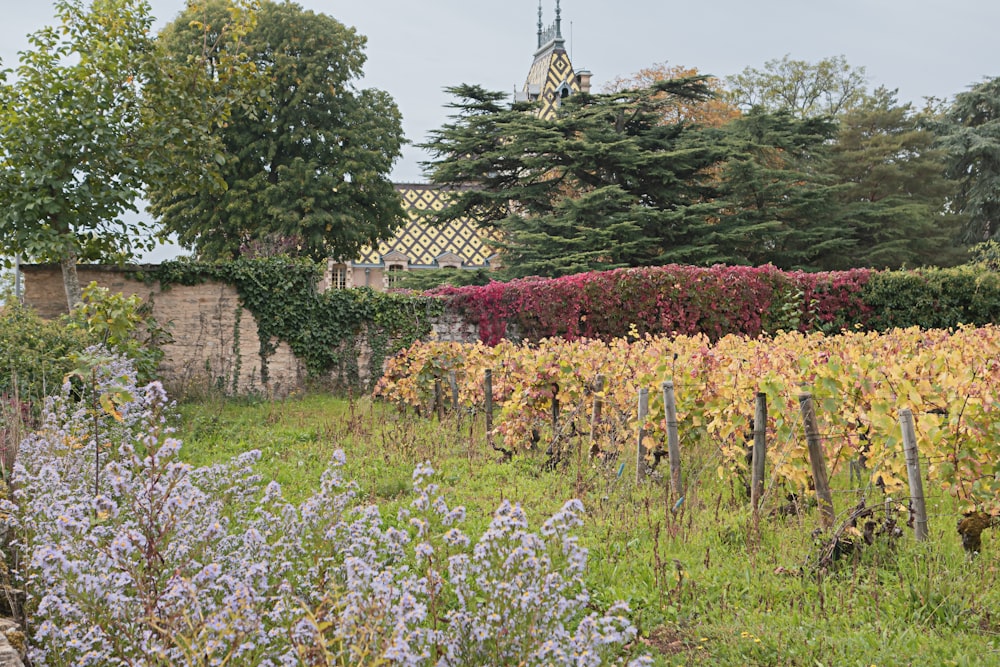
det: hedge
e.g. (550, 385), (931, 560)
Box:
(430, 265), (1000, 344)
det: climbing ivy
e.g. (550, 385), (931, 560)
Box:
(140, 257), (443, 388)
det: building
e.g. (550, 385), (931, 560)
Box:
(333, 1), (591, 291)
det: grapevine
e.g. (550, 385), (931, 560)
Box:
(375, 327), (1000, 513)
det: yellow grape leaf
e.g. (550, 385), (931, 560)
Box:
(99, 394), (124, 422)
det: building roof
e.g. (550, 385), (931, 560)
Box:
(357, 3), (584, 270)
(518, 0), (580, 119)
(354, 184), (497, 267)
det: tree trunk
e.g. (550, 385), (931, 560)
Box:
(60, 252), (83, 311)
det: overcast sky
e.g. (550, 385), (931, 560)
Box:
(2, 0), (999, 258)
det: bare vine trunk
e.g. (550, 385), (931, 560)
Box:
(60, 252), (83, 312)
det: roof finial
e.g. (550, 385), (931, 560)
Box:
(555, 0), (562, 39)
(537, 1), (543, 48)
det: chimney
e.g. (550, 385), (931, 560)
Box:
(576, 69), (592, 94)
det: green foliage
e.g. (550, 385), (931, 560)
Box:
(0, 303), (93, 404)
(423, 76), (966, 277)
(969, 240), (1000, 271)
(66, 283), (170, 384)
(861, 266), (1000, 330)
(148, 257), (443, 388)
(709, 110), (848, 270)
(394, 268), (494, 291)
(939, 76), (1000, 243)
(0, 0), (155, 307)
(829, 89), (965, 268)
(421, 79), (724, 278)
(151, 0), (405, 262)
(0, 0), (260, 309)
(725, 54), (871, 117)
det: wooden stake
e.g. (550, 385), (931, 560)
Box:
(751, 392), (767, 514)
(900, 408), (928, 541)
(551, 386), (560, 433)
(636, 388), (649, 483)
(589, 374), (605, 458)
(484, 369), (494, 446)
(661, 381), (683, 497)
(434, 377), (444, 421)
(799, 392), (835, 529)
(448, 371), (459, 411)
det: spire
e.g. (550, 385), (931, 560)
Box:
(537, 1), (543, 48)
(535, 1), (566, 50)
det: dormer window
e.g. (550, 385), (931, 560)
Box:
(381, 250), (410, 289)
(435, 252), (464, 270)
(386, 264), (405, 288)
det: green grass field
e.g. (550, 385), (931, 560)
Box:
(171, 393), (1000, 666)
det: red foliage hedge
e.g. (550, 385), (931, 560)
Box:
(429, 265), (874, 345)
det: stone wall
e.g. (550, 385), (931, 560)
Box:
(20, 265), (474, 396)
(22, 265), (307, 396)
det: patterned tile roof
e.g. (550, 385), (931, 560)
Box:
(522, 32), (580, 120)
(354, 5), (583, 270)
(354, 184), (497, 267)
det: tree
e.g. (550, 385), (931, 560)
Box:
(421, 80), (725, 278)
(938, 76), (1000, 243)
(0, 0), (258, 310)
(829, 89), (964, 268)
(726, 55), (870, 118)
(150, 0), (405, 262)
(605, 63), (740, 127)
(0, 0), (154, 309)
(709, 110), (851, 270)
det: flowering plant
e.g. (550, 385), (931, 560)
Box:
(4, 353), (649, 666)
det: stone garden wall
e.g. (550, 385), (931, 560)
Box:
(23, 265), (319, 396)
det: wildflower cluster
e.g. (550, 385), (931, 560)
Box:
(4, 353), (649, 665)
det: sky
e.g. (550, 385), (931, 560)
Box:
(2, 0), (999, 258)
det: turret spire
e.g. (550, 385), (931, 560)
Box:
(537, 1), (543, 48)
(535, 1), (565, 50)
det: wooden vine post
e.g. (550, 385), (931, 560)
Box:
(661, 381), (683, 497)
(589, 374), (605, 457)
(434, 377), (445, 421)
(448, 371), (459, 411)
(799, 392), (835, 529)
(635, 388), (649, 483)
(484, 369), (494, 446)
(750, 392), (767, 515)
(551, 386), (560, 435)
(899, 408), (929, 541)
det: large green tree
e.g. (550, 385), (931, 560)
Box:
(151, 0), (405, 262)
(939, 76), (1000, 243)
(726, 55), (870, 118)
(829, 89), (964, 268)
(0, 0), (257, 309)
(708, 110), (850, 270)
(421, 80), (724, 278)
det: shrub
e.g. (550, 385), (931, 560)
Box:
(66, 282), (170, 385)
(0, 302), (92, 405)
(431, 265), (872, 344)
(861, 267), (1000, 331)
(3, 355), (649, 666)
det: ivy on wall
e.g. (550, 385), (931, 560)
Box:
(142, 257), (443, 388)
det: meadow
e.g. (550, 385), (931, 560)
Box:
(171, 387), (1000, 666)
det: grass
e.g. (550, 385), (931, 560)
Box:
(171, 392), (1000, 666)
